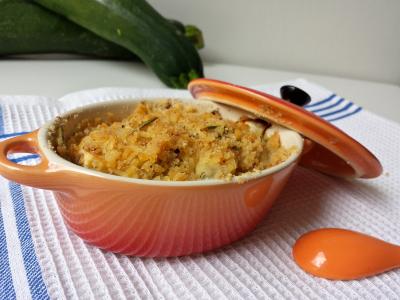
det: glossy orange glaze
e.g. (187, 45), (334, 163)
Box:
(293, 228), (400, 280)
(188, 78), (382, 179)
(54, 166), (294, 257)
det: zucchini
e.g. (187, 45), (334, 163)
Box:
(0, 0), (204, 60)
(0, 0), (134, 59)
(35, 0), (204, 88)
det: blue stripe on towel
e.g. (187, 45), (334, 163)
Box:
(0, 106), (16, 299)
(0, 105), (48, 299)
(326, 107), (363, 122)
(310, 98), (345, 113)
(318, 102), (354, 118)
(0, 203), (16, 299)
(0, 106), (4, 135)
(9, 182), (49, 300)
(304, 94), (336, 108)
(0, 131), (30, 139)
(304, 94), (361, 120)
(10, 155), (40, 164)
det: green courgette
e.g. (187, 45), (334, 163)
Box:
(35, 0), (204, 88)
(0, 0), (134, 58)
(0, 0), (204, 59)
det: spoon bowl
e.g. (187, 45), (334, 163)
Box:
(293, 228), (400, 280)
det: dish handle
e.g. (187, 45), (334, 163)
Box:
(0, 130), (57, 190)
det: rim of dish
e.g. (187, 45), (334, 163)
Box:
(38, 98), (304, 187)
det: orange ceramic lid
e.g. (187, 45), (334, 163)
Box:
(188, 78), (382, 179)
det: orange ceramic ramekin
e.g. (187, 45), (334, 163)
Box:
(0, 98), (304, 257)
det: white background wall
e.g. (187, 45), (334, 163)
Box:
(149, 0), (400, 85)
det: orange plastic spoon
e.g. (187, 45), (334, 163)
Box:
(293, 228), (400, 280)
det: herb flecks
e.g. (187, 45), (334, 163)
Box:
(139, 117), (158, 129)
(201, 125), (219, 131)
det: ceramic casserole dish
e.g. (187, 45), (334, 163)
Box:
(0, 79), (382, 257)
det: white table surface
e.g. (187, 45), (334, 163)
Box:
(1, 59), (399, 123)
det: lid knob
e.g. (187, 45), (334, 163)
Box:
(280, 85), (311, 107)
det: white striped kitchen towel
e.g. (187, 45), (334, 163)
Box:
(0, 79), (399, 299)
